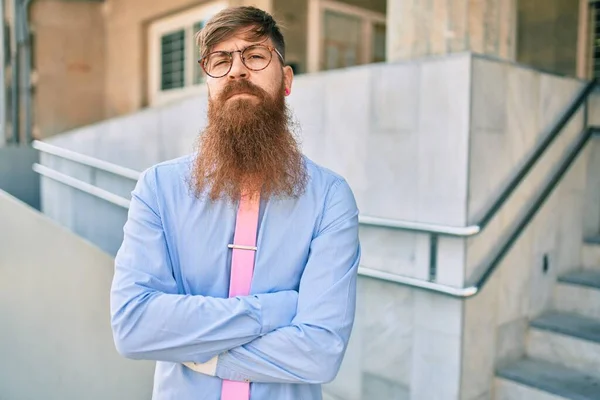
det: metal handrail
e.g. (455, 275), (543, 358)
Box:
(33, 128), (599, 297)
(33, 161), (476, 297)
(466, 126), (598, 296)
(32, 164), (131, 209)
(31, 139), (476, 235)
(32, 141), (141, 181)
(357, 215), (480, 236)
(30, 80), (596, 237)
(31, 79), (599, 297)
(474, 79), (597, 232)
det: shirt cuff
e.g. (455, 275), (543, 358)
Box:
(183, 355), (219, 376)
(255, 291), (298, 335)
(216, 352), (253, 382)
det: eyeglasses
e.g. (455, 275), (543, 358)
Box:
(199, 44), (284, 78)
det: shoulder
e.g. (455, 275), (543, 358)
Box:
(303, 156), (357, 209)
(304, 156), (353, 195)
(304, 156), (346, 189)
(138, 154), (194, 186)
(133, 154), (195, 201)
(302, 157), (359, 235)
(150, 154), (194, 176)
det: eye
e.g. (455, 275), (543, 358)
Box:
(247, 53), (266, 60)
(207, 53), (230, 67)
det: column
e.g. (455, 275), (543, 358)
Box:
(386, 0), (517, 62)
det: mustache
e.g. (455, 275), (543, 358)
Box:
(219, 80), (268, 101)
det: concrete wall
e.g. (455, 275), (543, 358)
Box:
(584, 138), (600, 238)
(31, 0), (106, 139)
(42, 55), (473, 399)
(584, 91), (600, 239)
(459, 58), (595, 400)
(36, 55), (600, 399)
(0, 146), (40, 209)
(0, 190), (155, 400)
(45, 54), (473, 278)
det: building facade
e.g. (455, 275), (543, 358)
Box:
(1, 0), (596, 142)
(3, 1), (600, 400)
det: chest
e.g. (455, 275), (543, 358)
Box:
(164, 199), (318, 297)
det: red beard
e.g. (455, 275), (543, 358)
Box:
(191, 79), (307, 202)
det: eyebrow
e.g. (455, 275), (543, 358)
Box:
(215, 37), (270, 52)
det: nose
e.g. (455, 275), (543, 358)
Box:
(227, 51), (249, 80)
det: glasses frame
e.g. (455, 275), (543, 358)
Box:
(198, 44), (285, 78)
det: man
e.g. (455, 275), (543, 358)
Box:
(110, 6), (361, 400)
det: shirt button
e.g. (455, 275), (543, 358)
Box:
(244, 378), (250, 382)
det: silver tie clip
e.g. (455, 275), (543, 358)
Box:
(228, 244), (258, 251)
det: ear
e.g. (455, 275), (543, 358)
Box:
(283, 65), (294, 96)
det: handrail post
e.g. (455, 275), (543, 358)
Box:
(429, 234), (438, 281)
(584, 92), (589, 128)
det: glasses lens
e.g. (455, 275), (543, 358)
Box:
(242, 45), (272, 70)
(205, 52), (231, 77)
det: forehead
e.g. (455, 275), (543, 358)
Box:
(211, 29), (273, 52)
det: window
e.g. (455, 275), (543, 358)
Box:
(372, 23), (386, 63)
(589, 0), (600, 79)
(323, 10), (361, 70)
(193, 21), (206, 85)
(148, 1), (226, 106)
(160, 30), (185, 90)
(308, 0), (386, 73)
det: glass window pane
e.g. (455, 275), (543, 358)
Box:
(322, 10), (361, 71)
(193, 21), (206, 85)
(373, 23), (386, 63)
(591, 2), (600, 79)
(161, 30), (185, 90)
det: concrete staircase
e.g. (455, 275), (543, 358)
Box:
(495, 238), (600, 399)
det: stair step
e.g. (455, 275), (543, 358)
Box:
(531, 312), (600, 344)
(558, 270), (600, 289)
(495, 378), (582, 400)
(528, 314), (600, 379)
(555, 269), (600, 319)
(496, 358), (600, 400)
(554, 281), (600, 320)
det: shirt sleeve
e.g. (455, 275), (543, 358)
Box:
(109, 167), (298, 364)
(214, 178), (361, 384)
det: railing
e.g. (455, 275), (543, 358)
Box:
(31, 79), (599, 298)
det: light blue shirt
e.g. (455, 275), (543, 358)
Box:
(110, 154), (361, 400)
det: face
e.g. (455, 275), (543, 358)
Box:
(191, 29), (307, 203)
(204, 32), (294, 104)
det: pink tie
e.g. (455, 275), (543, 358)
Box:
(221, 193), (260, 400)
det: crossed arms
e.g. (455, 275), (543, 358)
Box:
(110, 168), (361, 384)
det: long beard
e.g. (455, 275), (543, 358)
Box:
(191, 79), (307, 203)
